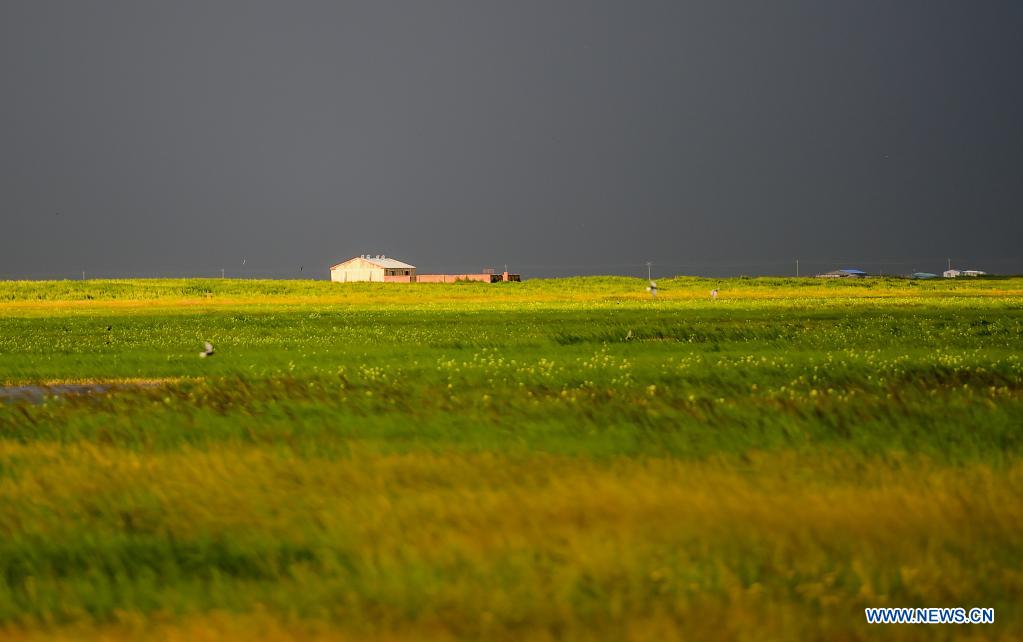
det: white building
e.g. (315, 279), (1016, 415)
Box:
(330, 255), (416, 282)
(943, 269), (987, 278)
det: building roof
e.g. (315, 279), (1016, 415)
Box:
(331, 255), (416, 270)
(817, 269), (867, 277)
(839, 268), (867, 275)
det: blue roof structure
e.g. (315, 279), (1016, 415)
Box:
(840, 268), (867, 275)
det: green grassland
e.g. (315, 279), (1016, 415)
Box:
(1, 277), (1022, 641)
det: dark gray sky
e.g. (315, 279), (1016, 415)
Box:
(2, 1), (1021, 279)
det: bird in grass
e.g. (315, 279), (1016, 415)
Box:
(625, 329), (634, 341)
(199, 342), (215, 358)
(710, 289), (718, 300)
(646, 281), (657, 297)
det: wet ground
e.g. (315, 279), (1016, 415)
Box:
(0, 383), (161, 403)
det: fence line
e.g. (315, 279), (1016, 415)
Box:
(1, 257), (1021, 281)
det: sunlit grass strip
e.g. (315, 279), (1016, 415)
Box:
(1, 276), (1021, 306)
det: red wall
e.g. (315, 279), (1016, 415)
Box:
(373, 273), (519, 283)
(416, 274), (495, 283)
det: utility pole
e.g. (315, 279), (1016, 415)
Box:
(82, 270), (85, 281)
(221, 268), (225, 279)
(947, 257), (951, 271)
(796, 259), (799, 277)
(646, 261), (653, 281)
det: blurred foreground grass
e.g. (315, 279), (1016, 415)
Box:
(1, 277), (1022, 641)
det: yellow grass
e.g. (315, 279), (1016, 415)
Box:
(2, 442), (1020, 640)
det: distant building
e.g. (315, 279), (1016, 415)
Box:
(816, 268), (867, 278)
(911, 272), (939, 280)
(330, 255), (416, 282)
(943, 269), (986, 278)
(329, 255), (520, 283)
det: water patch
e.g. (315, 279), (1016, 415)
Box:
(0, 382), (164, 403)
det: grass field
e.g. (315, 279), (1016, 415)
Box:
(1, 276), (1021, 641)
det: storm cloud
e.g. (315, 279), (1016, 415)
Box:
(2, 1), (1021, 278)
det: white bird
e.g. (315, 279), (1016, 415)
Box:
(646, 281), (657, 297)
(711, 289), (718, 300)
(199, 342), (215, 358)
(625, 329), (633, 341)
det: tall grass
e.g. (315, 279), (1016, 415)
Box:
(1, 277), (1021, 640)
